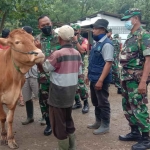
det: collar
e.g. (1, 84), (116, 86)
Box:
(127, 26), (143, 38)
(61, 44), (73, 49)
(98, 35), (107, 43)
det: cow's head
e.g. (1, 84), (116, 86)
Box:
(0, 29), (45, 73)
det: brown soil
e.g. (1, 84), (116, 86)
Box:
(1, 84), (150, 150)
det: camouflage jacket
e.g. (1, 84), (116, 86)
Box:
(112, 38), (120, 62)
(120, 26), (150, 81)
(36, 33), (61, 84)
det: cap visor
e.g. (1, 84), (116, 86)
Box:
(121, 15), (133, 21)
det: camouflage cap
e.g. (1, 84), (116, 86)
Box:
(113, 34), (119, 38)
(121, 8), (141, 21)
(71, 24), (81, 30)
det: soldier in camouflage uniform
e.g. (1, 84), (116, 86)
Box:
(112, 34), (122, 94)
(119, 9), (150, 150)
(107, 28), (113, 40)
(71, 24), (89, 114)
(35, 15), (61, 136)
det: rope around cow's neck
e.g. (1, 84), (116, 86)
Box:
(11, 47), (39, 73)
(13, 60), (23, 73)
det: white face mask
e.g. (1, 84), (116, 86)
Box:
(125, 20), (134, 30)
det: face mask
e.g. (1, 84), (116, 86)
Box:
(41, 26), (52, 35)
(93, 34), (106, 41)
(74, 32), (79, 36)
(125, 20), (134, 30)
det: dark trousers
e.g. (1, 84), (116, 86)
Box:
(90, 82), (110, 123)
(49, 105), (75, 140)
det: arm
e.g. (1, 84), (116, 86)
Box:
(76, 42), (86, 54)
(138, 56), (150, 94)
(42, 52), (57, 73)
(138, 32), (150, 94)
(73, 36), (88, 54)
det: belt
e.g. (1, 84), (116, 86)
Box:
(127, 69), (143, 75)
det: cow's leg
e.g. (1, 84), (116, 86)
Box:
(7, 107), (18, 149)
(0, 103), (7, 145)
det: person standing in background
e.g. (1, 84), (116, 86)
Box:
(71, 24), (89, 114)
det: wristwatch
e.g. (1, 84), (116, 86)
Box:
(73, 41), (78, 44)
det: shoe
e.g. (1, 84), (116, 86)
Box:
(69, 133), (76, 150)
(22, 118), (34, 125)
(22, 100), (34, 125)
(117, 88), (122, 94)
(119, 125), (141, 141)
(82, 100), (89, 114)
(39, 118), (46, 126)
(87, 121), (101, 129)
(72, 99), (82, 109)
(93, 120), (109, 135)
(44, 125), (52, 136)
(132, 132), (150, 150)
(58, 138), (69, 150)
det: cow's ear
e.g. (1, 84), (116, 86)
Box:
(0, 38), (9, 46)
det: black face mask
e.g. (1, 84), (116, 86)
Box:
(41, 26), (52, 35)
(74, 32), (79, 36)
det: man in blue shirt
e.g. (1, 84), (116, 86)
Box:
(86, 19), (114, 135)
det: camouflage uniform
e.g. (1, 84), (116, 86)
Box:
(36, 33), (60, 119)
(119, 26), (150, 132)
(71, 24), (89, 113)
(112, 34), (121, 92)
(74, 35), (89, 103)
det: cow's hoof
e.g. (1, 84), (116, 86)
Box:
(1, 132), (7, 145)
(8, 139), (18, 149)
(1, 139), (7, 145)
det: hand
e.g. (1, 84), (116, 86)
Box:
(95, 81), (103, 90)
(34, 39), (41, 49)
(138, 81), (147, 94)
(72, 35), (78, 41)
(85, 77), (89, 85)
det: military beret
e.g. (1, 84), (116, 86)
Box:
(2, 29), (10, 38)
(121, 8), (141, 21)
(22, 26), (33, 34)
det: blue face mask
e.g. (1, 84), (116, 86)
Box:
(125, 20), (134, 30)
(93, 34), (106, 41)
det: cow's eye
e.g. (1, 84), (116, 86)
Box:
(15, 41), (20, 44)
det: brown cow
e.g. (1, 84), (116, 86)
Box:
(0, 29), (45, 149)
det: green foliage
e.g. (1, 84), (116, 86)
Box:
(0, 0), (150, 34)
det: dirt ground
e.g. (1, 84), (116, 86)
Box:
(2, 84), (150, 150)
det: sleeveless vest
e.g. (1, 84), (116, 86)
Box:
(88, 38), (112, 83)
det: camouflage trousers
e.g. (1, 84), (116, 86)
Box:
(39, 83), (50, 118)
(75, 77), (89, 101)
(122, 80), (150, 132)
(112, 62), (121, 89)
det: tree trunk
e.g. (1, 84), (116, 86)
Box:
(0, 11), (8, 33)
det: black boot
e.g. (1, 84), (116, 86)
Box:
(22, 100), (34, 125)
(117, 88), (122, 94)
(132, 132), (150, 150)
(44, 117), (52, 136)
(82, 100), (89, 114)
(119, 125), (141, 141)
(72, 99), (82, 109)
